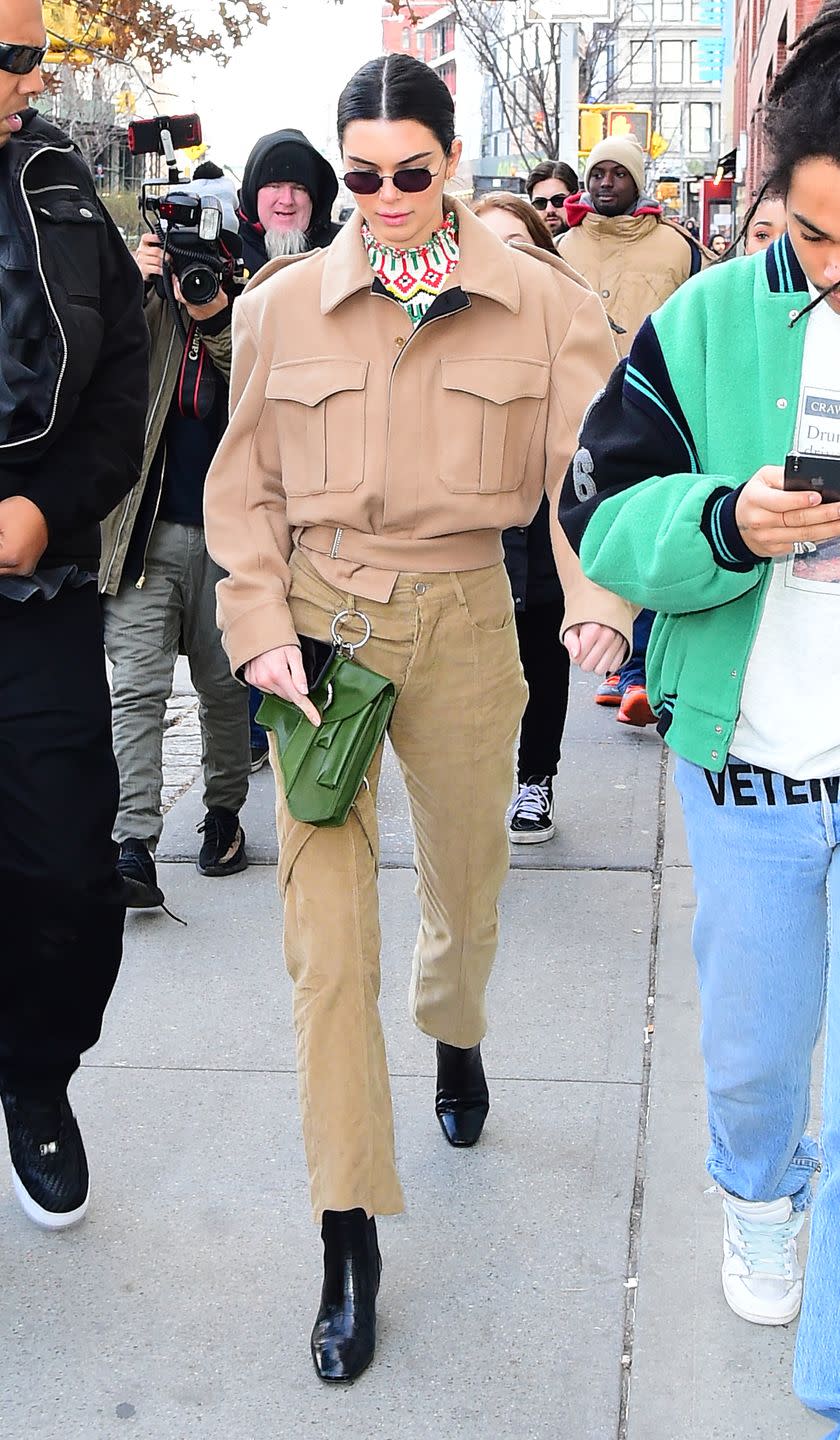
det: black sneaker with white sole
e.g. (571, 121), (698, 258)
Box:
(508, 776), (555, 844)
(0, 1088), (89, 1230)
(196, 806), (248, 877)
(250, 741), (270, 773)
(117, 838), (165, 908)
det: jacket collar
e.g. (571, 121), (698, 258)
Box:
(765, 232), (809, 296)
(320, 197), (521, 316)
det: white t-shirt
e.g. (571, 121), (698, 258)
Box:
(732, 291), (840, 780)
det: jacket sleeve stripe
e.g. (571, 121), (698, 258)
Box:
(700, 484), (760, 572)
(626, 363), (699, 473)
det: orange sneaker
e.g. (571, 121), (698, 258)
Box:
(594, 674), (622, 707)
(617, 684), (657, 727)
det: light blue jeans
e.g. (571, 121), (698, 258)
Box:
(675, 756), (840, 1432)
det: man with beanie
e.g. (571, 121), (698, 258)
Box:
(558, 136), (709, 729)
(100, 165), (251, 909)
(237, 128), (340, 274)
(236, 128), (341, 765)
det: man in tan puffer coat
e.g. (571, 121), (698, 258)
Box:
(557, 135), (710, 725)
(557, 135), (708, 359)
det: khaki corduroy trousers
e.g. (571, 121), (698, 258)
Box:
(273, 551), (528, 1222)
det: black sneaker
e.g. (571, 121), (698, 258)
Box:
(196, 807), (248, 878)
(0, 1088), (89, 1230)
(250, 741), (270, 773)
(508, 776), (555, 845)
(117, 838), (164, 908)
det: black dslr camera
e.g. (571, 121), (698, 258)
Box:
(141, 188), (240, 306)
(130, 113), (243, 309)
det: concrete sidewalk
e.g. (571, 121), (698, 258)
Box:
(1, 674), (831, 1440)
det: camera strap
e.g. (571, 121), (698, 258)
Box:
(176, 320), (217, 422)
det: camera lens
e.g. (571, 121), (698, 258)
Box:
(178, 262), (220, 306)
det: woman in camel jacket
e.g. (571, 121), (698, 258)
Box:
(204, 52), (630, 1386)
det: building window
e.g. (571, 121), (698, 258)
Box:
(630, 40), (654, 84)
(690, 0), (723, 19)
(688, 101), (712, 153)
(659, 39), (684, 83)
(402, 26), (412, 50)
(630, 0), (653, 20)
(659, 100), (683, 149)
(660, 0), (684, 19)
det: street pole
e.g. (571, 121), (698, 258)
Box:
(557, 21), (579, 166)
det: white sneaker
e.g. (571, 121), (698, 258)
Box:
(720, 1191), (804, 1325)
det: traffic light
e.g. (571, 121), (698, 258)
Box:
(578, 104), (653, 155)
(607, 108), (651, 150)
(44, 1), (114, 64)
(579, 106), (607, 153)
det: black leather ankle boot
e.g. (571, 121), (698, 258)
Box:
(435, 1041), (490, 1147)
(310, 1208), (381, 1383)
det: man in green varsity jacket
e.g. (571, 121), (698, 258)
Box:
(558, 8), (840, 1423)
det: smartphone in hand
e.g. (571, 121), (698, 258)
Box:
(784, 453), (840, 505)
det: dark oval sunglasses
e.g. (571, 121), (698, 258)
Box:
(532, 193), (569, 211)
(344, 156), (446, 197)
(0, 40), (47, 75)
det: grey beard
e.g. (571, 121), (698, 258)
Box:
(265, 227), (310, 258)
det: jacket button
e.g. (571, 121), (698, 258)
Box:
(601, 289), (610, 298)
(79, 206), (94, 218)
(789, 309), (799, 321)
(414, 582), (427, 595)
(730, 669), (738, 678)
(711, 749), (719, 760)
(715, 725), (723, 734)
(395, 336), (405, 348)
(776, 397), (788, 409)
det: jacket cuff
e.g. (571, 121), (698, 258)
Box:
(701, 485), (760, 571)
(196, 306), (232, 339)
(223, 598), (300, 679)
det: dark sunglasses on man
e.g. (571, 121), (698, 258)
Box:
(344, 156), (446, 196)
(0, 40), (47, 74)
(532, 193), (569, 211)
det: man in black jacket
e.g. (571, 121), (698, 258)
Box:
(0, 0), (148, 1231)
(237, 127), (340, 274)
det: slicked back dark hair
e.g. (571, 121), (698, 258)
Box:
(337, 53), (456, 155)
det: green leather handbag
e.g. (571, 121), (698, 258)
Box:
(255, 610), (396, 828)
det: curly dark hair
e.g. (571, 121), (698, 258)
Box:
(764, 0), (840, 191)
(723, 2), (840, 260)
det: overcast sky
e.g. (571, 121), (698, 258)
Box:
(164, 0), (383, 177)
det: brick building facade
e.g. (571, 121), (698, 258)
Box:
(381, 3), (456, 94)
(732, 0), (823, 195)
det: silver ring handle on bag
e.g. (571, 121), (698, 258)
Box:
(330, 608), (372, 657)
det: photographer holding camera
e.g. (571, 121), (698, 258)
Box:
(100, 161), (250, 910)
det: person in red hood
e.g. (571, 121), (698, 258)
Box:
(558, 135), (709, 729)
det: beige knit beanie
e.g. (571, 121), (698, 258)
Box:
(584, 136), (646, 196)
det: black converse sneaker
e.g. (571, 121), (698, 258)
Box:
(196, 807), (248, 878)
(1, 1088), (89, 1230)
(508, 776), (555, 844)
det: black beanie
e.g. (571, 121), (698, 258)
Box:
(193, 160), (225, 180)
(255, 140), (320, 199)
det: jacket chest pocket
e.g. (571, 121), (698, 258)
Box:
(33, 193), (104, 300)
(437, 357), (549, 494)
(265, 357), (368, 496)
